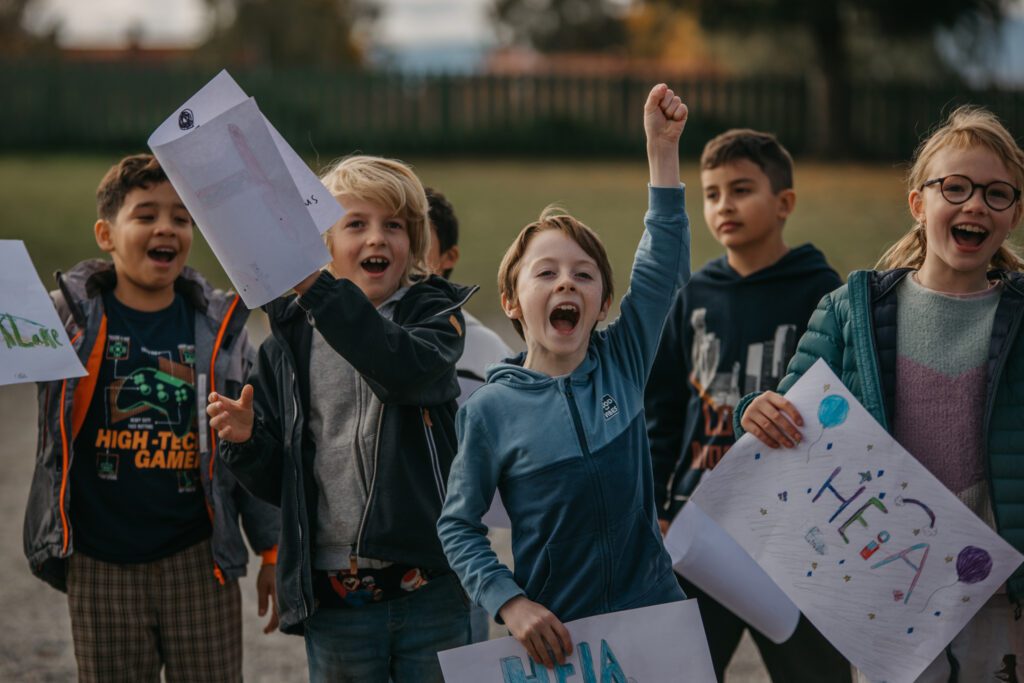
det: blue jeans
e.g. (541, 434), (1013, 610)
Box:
(304, 573), (472, 683)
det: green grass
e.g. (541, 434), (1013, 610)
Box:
(0, 155), (916, 338)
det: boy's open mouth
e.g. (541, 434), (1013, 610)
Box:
(361, 256), (390, 274)
(148, 247), (177, 263)
(549, 303), (580, 333)
(951, 224), (988, 248)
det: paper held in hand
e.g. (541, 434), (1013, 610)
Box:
(690, 359), (1024, 683)
(148, 70), (341, 308)
(0, 240), (87, 385)
(438, 599), (715, 683)
(664, 501), (800, 644)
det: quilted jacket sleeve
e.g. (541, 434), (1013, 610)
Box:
(734, 289), (847, 437)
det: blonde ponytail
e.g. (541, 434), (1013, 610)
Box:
(876, 225), (928, 270)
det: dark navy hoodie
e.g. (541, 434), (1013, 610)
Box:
(645, 243), (841, 520)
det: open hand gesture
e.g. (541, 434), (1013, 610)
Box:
(644, 83), (687, 148)
(207, 384), (255, 443)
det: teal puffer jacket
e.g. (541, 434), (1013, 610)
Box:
(735, 268), (1024, 603)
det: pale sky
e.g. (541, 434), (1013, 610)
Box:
(27, 0), (495, 48)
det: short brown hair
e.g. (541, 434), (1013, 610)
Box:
(320, 155), (431, 287)
(700, 129), (794, 193)
(497, 207), (614, 339)
(96, 154), (170, 221)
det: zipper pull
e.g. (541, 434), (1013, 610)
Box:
(564, 379), (573, 398)
(348, 554), (359, 576)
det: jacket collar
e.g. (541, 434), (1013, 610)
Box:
(56, 258), (242, 329)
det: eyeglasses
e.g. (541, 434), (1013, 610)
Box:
(921, 175), (1021, 212)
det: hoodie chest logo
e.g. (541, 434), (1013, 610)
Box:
(601, 394), (619, 420)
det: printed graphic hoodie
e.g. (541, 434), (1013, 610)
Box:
(438, 186), (690, 623)
(646, 244), (841, 520)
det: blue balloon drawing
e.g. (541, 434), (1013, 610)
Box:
(818, 395), (849, 428)
(919, 546), (993, 612)
(807, 394), (849, 461)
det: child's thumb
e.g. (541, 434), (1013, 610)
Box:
(645, 83), (666, 111)
(239, 384), (254, 410)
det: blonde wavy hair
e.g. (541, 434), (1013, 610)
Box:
(319, 155), (431, 286)
(876, 105), (1024, 271)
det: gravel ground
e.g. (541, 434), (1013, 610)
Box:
(1, 366), (769, 682)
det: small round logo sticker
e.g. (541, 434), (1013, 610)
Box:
(178, 108), (195, 130)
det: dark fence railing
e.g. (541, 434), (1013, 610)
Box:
(1, 61), (1022, 159)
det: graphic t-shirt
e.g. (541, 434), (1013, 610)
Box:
(70, 291), (210, 563)
(647, 245), (842, 518)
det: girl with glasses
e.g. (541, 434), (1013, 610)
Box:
(735, 105), (1024, 681)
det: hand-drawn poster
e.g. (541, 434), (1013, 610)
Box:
(438, 600), (716, 683)
(690, 359), (1024, 683)
(150, 96), (331, 308)
(664, 502), (800, 644)
(0, 240), (87, 385)
(148, 70), (342, 235)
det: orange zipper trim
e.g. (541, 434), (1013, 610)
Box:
(71, 316), (107, 439)
(58, 328), (86, 555)
(208, 294), (241, 481)
(206, 296), (240, 580)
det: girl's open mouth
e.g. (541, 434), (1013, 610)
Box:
(951, 224), (988, 249)
(549, 303), (580, 333)
(362, 256), (390, 274)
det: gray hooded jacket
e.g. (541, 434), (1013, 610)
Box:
(23, 259), (280, 591)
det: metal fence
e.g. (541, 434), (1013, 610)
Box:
(1, 61), (1022, 159)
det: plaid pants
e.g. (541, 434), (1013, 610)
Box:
(67, 538), (242, 683)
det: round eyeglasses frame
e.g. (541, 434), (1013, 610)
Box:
(921, 175), (1022, 212)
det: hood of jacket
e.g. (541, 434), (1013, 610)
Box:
(694, 243), (838, 287)
(53, 258), (243, 330)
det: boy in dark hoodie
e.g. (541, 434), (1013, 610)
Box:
(645, 129), (850, 681)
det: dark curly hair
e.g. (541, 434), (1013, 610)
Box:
(425, 187), (459, 278)
(96, 154), (171, 221)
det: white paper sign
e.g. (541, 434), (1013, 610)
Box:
(148, 70), (342, 234)
(690, 359), (1024, 683)
(149, 71), (345, 308)
(664, 502), (800, 644)
(438, 600), (716, 683)
(0, 240), (86, 385)
(150, 96), (331, 308)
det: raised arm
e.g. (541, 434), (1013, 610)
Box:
(604, 84), (691, 386)
(647, 83), (687, 188)
(296, 273), (468, 406)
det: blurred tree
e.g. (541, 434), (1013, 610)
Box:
(201, 0), (379, 68)
(0, 0), (57, 57)
(661, 0), (1012, 155)
(492, 0), (630, 52)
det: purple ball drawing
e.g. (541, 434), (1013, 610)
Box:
(955, 546), (992, 585)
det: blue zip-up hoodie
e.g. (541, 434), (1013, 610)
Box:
(438, 186), (690, 623)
